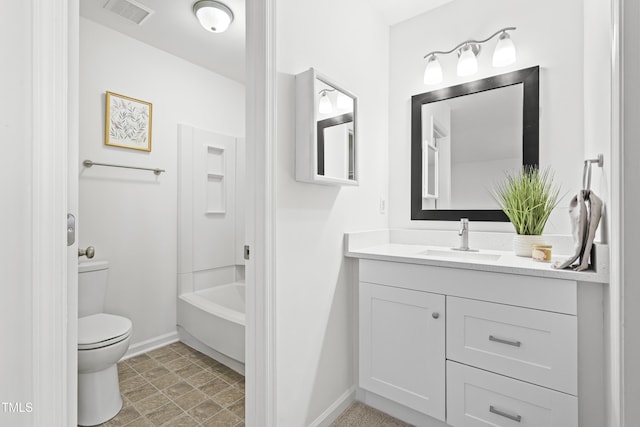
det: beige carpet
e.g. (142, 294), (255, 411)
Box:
(331, 402), (413, 427)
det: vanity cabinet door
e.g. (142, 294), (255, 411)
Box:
(359, 282), (445, 421)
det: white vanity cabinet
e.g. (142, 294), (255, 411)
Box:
(359, 282), (446, 421)
(446, 361), (578, 426)
(446, 296), (577, 395)
(356, 259), (596, 427)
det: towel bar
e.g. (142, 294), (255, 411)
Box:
(83, 160), (165, 175)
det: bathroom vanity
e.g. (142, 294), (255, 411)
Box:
(345, 230), (608, 427)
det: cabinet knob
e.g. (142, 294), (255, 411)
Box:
(432, 312), (440, 319)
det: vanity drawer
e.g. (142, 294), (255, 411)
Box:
(447, 361), (577, 427)
(447, 296), (577, 395)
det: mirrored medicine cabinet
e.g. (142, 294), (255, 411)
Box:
(295, 68), (358, 186)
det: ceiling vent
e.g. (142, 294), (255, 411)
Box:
(103, 0), (154, 25)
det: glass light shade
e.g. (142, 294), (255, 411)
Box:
(318, 93), (333, 114)
(492, 32), (516, 67)
(423, 55), (443, 85)
(336, 93), (352, 110)
(457, 44), (478, 76)
(194, 1), (234, 33)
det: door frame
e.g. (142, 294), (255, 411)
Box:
(35, 0), (277, 425)
(245, 0), (278, 425)
(31, 0), (73, 425)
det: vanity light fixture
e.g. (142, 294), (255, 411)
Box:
(193, 0), (234, 33)
(424, 54), (443, 85)
(423, 27), (517, 85)
(318, 89), (333, 114)
(457, 44), (479, 76)
(492, 31), (517, 67)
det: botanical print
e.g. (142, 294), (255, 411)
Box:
(105, 92), (152, 151)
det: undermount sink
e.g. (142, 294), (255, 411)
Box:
(418, 248), (502, 262)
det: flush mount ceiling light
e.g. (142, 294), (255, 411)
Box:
(422, 27), (517, 85)
(193, 0), (234, 33)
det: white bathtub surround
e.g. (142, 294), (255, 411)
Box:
(177, 124), (246, 371)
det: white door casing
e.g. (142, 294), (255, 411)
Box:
(25, 0), (276, 426)
(31, 0), (73, 425)
(242, 0), (279, 425)
(67, 1), (80, 425)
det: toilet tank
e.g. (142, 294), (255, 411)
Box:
(78, 260), (109, 318)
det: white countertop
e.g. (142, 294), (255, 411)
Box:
(344, 231), (609, 284)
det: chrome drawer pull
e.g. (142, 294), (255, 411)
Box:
(489, 405), (522, 422)
(489, 335), (521, 347)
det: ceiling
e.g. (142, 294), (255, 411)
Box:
(80, 0), (246, 83)
(79, 0), (451, 84)
(369, 0), (453, 26)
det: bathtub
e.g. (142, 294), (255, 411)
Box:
(177, 282), (245, 365)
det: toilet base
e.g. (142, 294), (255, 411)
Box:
(78, 364), (123, 426)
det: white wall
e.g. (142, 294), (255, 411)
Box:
(584, 0), (612, 243)
(622, 0), (639, 425)
(0, 2), (33, 425)
(275, 0), (389, 424)
(79, 18), (244, 349)
(389, 0), (588, 234)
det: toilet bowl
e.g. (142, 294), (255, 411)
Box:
(78, 261), (133, 426)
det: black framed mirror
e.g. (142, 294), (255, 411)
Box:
(317, 112), (355, 180)
(411, 66), (539, 221)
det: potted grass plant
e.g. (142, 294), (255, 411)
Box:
(493, 166), (561, 256)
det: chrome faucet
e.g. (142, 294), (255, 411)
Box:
(453, 218), (470, 251)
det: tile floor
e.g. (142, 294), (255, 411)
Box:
(93, 341), (245, 426)
(95, 341), (408, 427)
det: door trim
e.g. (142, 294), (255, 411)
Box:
(245, 0), (278, 424)
(32, 0), (71, 424)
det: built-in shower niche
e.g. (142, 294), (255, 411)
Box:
(206, 145), (226, 213)
(177, 124), (246, 374)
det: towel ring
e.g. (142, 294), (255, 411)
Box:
(582, 154), (603, 191)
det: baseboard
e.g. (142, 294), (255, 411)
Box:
(356, 388), (448, 427)
(122, 331), (179, 360)
(308, 386), (356, 427)
(177, 326), (245, 375)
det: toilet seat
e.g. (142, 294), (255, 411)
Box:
(78, 313), (132, 350)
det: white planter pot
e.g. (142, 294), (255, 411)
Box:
(513, 234), (546, 257)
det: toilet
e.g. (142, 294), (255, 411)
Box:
(78, 260), (132, 426)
